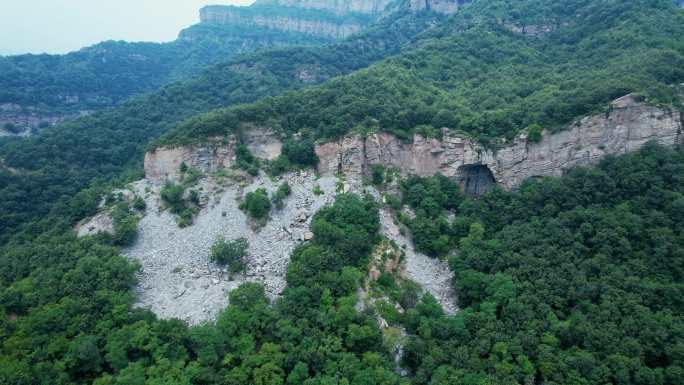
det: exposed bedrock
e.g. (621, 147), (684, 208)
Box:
(253, 0), (394, 15)
(315, 94), (683, 191)
(408, 0), (471, 14)
(145, 95), (682, 191)
(144, 127), (282, 181)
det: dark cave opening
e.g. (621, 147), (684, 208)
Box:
(457, 164), (496, 196)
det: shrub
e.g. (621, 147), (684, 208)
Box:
(527, 124), (543, 143)
(132, 196), (147, 212)
(160, 182), (185, 214)
(384, 194), (402, 211)
(210, 237), (248, 273)
(182, 167), (203, 186)
(240, 188), (271, 220)
(110, 202), (139, 246)
(267, 155), (291, 176)
(371, 165), (385, 185)
(235, 144), (260, 175)
(272, 182), (292, 209)
(282, 138), (318, 167)
(160, 182), (199, 227)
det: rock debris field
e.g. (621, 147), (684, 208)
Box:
(124, 171), (337, 325)
(106, 170), (459, 325)
(379, 208), (458, 314)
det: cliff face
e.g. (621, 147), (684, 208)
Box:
(198, 0), (466, 39)
(145, 95), (682, 193)
(408, 0), (471, 14)
(199, 6), (366, 39)
(316, 95), (682, 191)
(145, 127), (282, 181)
(254, 0), (393, 15)
(0, 102), (91, 137)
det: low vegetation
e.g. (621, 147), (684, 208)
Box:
(240, 188), (271, 223)
(271, 181), (292, 210)
(160, 182), (200, 227)
(210, 237), (248, 273)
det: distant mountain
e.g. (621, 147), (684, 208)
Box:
(1, 2), (396, 137)
(0, 4), (445, 240)
(159, 0), (684, 149)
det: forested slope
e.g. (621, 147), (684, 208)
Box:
(0, 24), (335, 136)
(395, 143), (684, 385)
(159, 0), (684, 147)
(0, 7), (444, 243)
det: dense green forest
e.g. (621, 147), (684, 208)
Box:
(397, 143), (684, 385)
(0, 15), (334, 117)
(159, 0), (684, 147)
(0, 7), (442, 243)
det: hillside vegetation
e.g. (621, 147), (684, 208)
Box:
(0, 13), (335, 125)
(159, 0), (684, 146)
(0, 7), (441, 242)
(0, 1), (683, 384)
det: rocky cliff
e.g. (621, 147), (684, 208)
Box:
(0, 102), (91, 137)
(145, 127), (282, 181)
(146, 94), (682, 192)
(198, 0), (468, 40)
(408, 0), (471, 14)
(316, 94), (682, 192)
(200, 3), (376, 39)
(254, 0), (393, 15)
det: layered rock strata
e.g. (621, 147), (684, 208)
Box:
(145, 128), (283, 182)
(146, 95), (682, 191)
(408, 0), (471, 14)
(254, 0), (393, 15)
(315, 94), (682, 191)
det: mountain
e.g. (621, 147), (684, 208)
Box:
(158, 0), (684, 148)
(198, 1), (386, 40)
(0, 4), (444, 242)
(1, 1), (684, 385)
(0, 1), (395, 137)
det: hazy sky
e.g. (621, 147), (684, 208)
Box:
(0, 0), (256, 56)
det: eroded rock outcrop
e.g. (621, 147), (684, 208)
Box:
(144, 137), (238, 182)
(200, 0), (391, 40)
(315, 95), (683, 191)
(200, 6), (365, 39)
(145, 128), (283, 182)
(408, 0), (471, 14)
(255, 0), (393, 15)
(0, 102), (90, 137)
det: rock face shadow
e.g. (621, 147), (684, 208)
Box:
(457, 164), (496, 196)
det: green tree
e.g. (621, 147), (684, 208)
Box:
(241, 188), (272, 220)
(210, 237), (249, 273)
